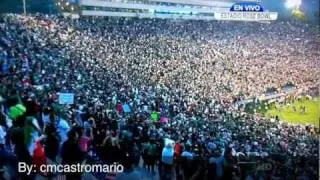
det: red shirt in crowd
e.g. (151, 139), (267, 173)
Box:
(174, 143), (182, 157)
(115, 103), (123, 114)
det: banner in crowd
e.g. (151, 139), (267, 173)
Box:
(160, 117), (169, 124)
(235, 86), (301, 108)
(259, 93), (284, 101)
(151, 111), (160, 122)
(59, 93), (75, 104)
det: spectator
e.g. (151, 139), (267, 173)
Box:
(0, 14), (318, 180)
(44, 123), (59, 161)
(161, 142), (175, 180)
(61, 129), (84, 180)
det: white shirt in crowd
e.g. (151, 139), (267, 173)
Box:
(0, 125), (6, 145)
(57, 118), (70, 144)
(42, 113), (50, 127)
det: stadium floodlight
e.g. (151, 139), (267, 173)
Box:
(285, 0), (302, 9)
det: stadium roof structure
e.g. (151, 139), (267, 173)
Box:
(78, 0), (232, 20)
(136, 0), (233, 7)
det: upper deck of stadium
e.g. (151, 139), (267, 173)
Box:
(78, 0), (234, 19)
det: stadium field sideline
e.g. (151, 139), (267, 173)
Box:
(246, 97), (320, 127)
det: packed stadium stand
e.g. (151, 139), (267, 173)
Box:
(0, 0), (319, 180)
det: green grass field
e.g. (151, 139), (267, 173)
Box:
(245, 97), (320, 127)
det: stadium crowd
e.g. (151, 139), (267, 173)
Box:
(0, 14), (319, 180)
